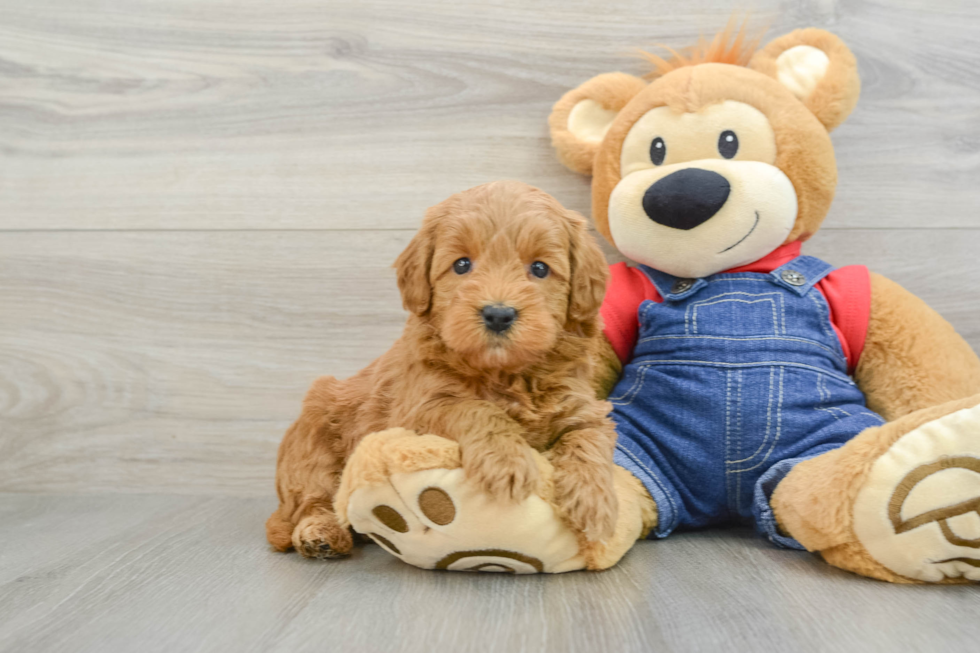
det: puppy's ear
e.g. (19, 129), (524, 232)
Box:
(394, 215), (436, 316)
(749, 28), (860, 132)
(565, 211), (608, 326)
(549, 73), (647, 175)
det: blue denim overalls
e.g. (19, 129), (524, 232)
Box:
(609, 255), (885, 548)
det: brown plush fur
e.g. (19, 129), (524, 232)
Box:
(772, 393), (980, 583)
(856, 273), (980, 421)
(549, 26), (980, 581)
(750, 28), (861, 132)
(266, 181), (621, 558)
(548, 72), (648, 176)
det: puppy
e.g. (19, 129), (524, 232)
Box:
(266, 180), (620, 559)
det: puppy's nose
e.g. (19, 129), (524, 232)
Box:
(482, 305), (518, 333)
(642, 168), (731, 230)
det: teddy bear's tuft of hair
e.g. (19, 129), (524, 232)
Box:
(638, 16), (766, 80)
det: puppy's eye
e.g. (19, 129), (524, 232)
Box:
(453, 257), (472, 275)
(650, 137), (666, 166)
(718, 130), (738, 159)
(529, 261), (550, 279)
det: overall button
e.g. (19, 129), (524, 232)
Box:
(781, 269), (806, 286)
(672, 278), (695, 294)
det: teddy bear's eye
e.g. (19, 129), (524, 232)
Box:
(453, 257), (472, 274)
(718, 130), (739, 159)
(649, 137), (666, 166)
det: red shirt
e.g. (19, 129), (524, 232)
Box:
(601, 242), (871, 373)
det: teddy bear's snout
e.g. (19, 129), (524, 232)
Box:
(642, 168), (731, 231)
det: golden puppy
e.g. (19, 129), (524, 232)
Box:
(266, 180), (620, 558)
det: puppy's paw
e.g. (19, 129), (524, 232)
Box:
(555, 466), (619, 542)
(292, 513), (353, 560)
(462, 443), (540, 503)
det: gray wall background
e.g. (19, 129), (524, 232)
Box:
(2, 0), (979, 497)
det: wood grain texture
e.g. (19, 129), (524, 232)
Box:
(1, 0), (979, 230)
(2, 229), (980, 495)
(2, 2), (979, 647)
(0, 493), (977, 653)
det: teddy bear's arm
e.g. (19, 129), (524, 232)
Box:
(854, 272), (980, 421)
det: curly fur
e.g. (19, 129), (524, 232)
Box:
(266, 180), (621, 557)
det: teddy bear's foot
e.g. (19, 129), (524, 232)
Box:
(852, 402), (980, 583)
(350, 466), (574, 573)
(773, 395), (980, 583)
(335, 429), (582, 573)
(333, 428), (655, 573)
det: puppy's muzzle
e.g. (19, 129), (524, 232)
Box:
(642, 168), (731, 230)
(482, 304), (518, 334)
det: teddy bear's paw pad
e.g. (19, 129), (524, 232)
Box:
(853, 403), (980, 582)
(433, 549), (544, 573)
(345, 467), (584, 573)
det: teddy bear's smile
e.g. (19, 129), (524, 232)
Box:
(719, 210), (760, 253)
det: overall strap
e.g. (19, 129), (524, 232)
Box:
(638, 265), (708, 301)
(769, 256), (835, 296)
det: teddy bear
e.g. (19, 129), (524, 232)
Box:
(545, 25), (980, 583)
(337, 26), (980, 583)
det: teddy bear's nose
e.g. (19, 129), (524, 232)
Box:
(642, 168), (731, 230)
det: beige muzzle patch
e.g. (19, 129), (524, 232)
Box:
(608, 158), (797, 278)
(853, 404), (980, 582)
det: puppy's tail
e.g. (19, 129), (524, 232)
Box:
(265, 510), (294, 552)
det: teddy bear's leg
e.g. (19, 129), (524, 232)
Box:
(771, 393), (980, 583)
(335, 428), (656, 572)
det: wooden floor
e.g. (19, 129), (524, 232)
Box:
(1, 0), (979, 650)
(0, 493), (977, 653)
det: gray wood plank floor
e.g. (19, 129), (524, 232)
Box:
(1, 0), (979, 650)
(1, 493), (978, 653)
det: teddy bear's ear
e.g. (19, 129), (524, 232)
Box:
(749, 28), (860, 132)
(549, 72), (648, 175)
